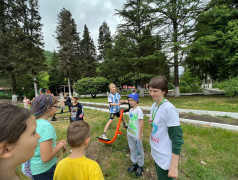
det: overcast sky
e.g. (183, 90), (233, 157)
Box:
(38, 0), (125, 52)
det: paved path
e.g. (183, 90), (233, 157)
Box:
(81, 102), (238, 119)
(81, 102), (238, 132)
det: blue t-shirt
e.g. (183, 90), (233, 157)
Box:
(28, 119), (57, 175)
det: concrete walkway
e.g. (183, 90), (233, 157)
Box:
(81, 102), (238, 132)
(81, 102), (238, 119)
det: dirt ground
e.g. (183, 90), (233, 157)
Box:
(85, 140), (158, 180)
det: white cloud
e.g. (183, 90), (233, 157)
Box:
(39, 0), (124, 52)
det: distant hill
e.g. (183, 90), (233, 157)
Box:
(44, 50), (54, 65)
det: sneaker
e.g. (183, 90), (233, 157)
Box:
(123, 123), (128, 129)
(127, 164), (137, 173)
(99, 134), (109, 141)
(135, 166), (143, 177)
(51, 117), (57, 121)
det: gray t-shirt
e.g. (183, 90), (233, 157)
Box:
(150, 99), (180, 170)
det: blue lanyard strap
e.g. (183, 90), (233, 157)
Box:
(151, 98), (165, 126)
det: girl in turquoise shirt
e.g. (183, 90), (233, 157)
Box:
(23, 94), (67, 180)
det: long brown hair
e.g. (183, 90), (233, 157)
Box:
(0, 104), (32, 144)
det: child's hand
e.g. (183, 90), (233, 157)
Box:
(168, 164), (178, 179)
(62, 144), (67, 153)
(58, 140), (67, 153)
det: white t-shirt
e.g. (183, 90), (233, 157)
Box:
(150, 99), (180, 170)
(127, 106), (144, 139)
(108, 92), (121, 113)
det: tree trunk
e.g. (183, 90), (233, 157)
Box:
(67, 77), (72, 97)
(172, 0), (180, 97)
(10, 71), (17, 95)
(91, 93), (97, 98)
(73, 80), (75, 96)
(33, 75), (38, 97)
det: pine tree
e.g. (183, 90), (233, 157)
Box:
(48, 51), (64, 94)
(112, 0), (169, 87)
(98, 21), (112, 61)
(23, 0), (46, 97)
(186, 0), (238, 81)
(80, 24), (97, 78)
(152, 0), (206, 96)
(55, 8), (80, 96)
(0, 0), (45, 96)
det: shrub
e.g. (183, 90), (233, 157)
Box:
(216, 77), (238, 99)
(180, 86), (192, 93)
(74, 77), (109, 98)
(180, 69), (202, 92)
(168, 82), (174, 90)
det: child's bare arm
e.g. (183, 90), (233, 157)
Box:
(168, 153), (179, 178)
(40, 139), (66, 163)
(120, 99), (128, 104)
(109, 102), (121, 106)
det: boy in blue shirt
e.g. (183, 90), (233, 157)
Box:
(99, 83), (128, 140)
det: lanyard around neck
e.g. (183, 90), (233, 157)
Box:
(151, 98), (165, 125)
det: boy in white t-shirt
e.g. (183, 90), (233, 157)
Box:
(127, 93), (144, 177)
(149, 76), (184, 180)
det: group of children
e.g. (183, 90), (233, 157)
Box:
(0, 76), (184, 180)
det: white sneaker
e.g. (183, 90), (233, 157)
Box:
(99, 134), (109, 140)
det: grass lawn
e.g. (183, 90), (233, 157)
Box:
(79, 95), (238, 113)
(53, 108), (238, 180)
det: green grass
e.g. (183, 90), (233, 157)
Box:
(80, 95), (238, 113)
(52, 108), (238, 180)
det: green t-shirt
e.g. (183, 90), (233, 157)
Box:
(29, 119), (57, 175)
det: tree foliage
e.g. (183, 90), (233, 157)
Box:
(0, 0), (45, 95)
(48, 51), (65, 94)
(151, 0), (206, 96)
(74, 77), (109, 98)
(80, 24), (97, 78)
(216, 77), (238, 99)
(186, 0), (238, 81)
(98, 21), (112, 61)
(98, 0), (169, 87)
(55, 8), (80, 80)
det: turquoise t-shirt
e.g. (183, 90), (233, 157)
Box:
(29, 119), (57, 175)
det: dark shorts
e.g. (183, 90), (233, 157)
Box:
(109, 112), (120, 120)
(33, 164), (56, 180)
(154, 161), (173, 180)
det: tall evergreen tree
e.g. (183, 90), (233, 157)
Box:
(0, 0), (45, 96)
(23, 0), (46, 97)
(48, 51), (64, 94)
(152, 0), (206, 96)
(55, 8), (80, 97)
(186, 0), (238, 81)
(112, 0), (169, 87)
(80, 24), (97, 78)
(98, 21), (112, 61)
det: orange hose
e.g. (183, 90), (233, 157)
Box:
(98, 110), (124, 144)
